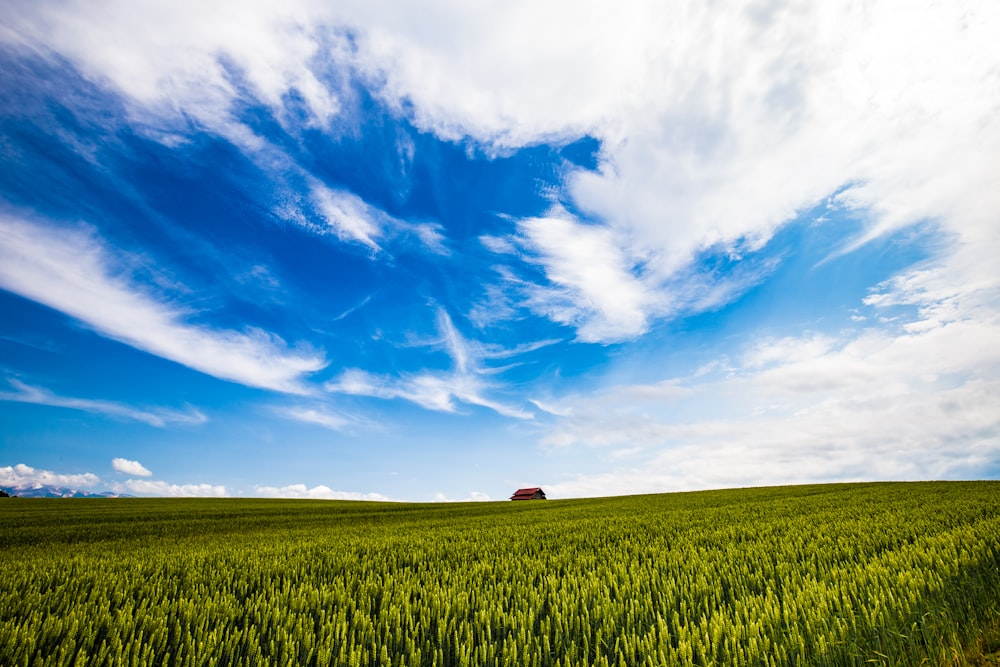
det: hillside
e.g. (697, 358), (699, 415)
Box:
(1, 482), (998, 665)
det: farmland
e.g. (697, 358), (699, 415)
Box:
(1, 482), (998, 666)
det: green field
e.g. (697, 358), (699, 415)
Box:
(1, 482), (998, 666)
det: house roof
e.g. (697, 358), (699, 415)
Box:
(510, 487), (546, 500)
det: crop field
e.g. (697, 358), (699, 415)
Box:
(1, 482), (999, 666)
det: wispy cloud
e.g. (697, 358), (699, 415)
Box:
(0, 214), (326, 393)
(310, 182), (452, 256)
(5, 3), (447, 265)
(406, 222), (450, 256)
(254, 483), (392, 501)
(0, 379), (207, 427)
(326, 309), (534, 419)
(331, 294), (374, 322)
(0, 463), (99, 489)
(111, 457), (153, 477)
(279, 405), (354, 431)
(327, 368), (531, 419)
(311, 183), (386, 252)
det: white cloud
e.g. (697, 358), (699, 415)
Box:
(0, 379), (207, 427)
(280, 406), (352, 431)
(358, 0), (1000, 338)
(0, 463), (100, 489)
(9, 0), (997, 340)
(529, 399), (573, 418)
(741, 335), (838, 370)
(358, 1), (998, 237)
(326, 309), (534, 419)
(310, 183), (451, 255)
(345, 2), (642, 149)
(121, 479), (227, 497)
(0, 214), (326, 393)
(478, 235), (516, 255)
(254, 483), (392, 501)
(311, 183), (386, 251)
(327, 368), (531, 420)
(514, 210), (656, 342)
(407, 222), (449, 256)
(111, 457), (152, 477)
(5, 0), (999, 481)
(430, 491), (491, 502)
(4, 3), (445, 262)
(3, 0), (342, 135)
(539, 275), (1000, 496)
(436, 309), (473, 374)
(480, 338), (562, 361)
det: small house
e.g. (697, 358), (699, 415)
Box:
(510, 487), (546, 501)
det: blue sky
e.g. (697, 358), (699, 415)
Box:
(2, 1), (998, 500)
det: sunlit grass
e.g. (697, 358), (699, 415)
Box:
(1, 481), (998, 665)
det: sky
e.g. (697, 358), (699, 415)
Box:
(1, 0), (998, 501)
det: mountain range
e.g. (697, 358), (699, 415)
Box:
(0, 485), (126, 498)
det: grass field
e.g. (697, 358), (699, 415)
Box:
(1, 481), (998, 666)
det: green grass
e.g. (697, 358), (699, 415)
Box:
(1, 481), (998, 666)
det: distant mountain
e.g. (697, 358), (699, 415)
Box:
(0, 485), (126, 498)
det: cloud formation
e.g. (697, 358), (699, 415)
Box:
(541, 273), (1000, 496)
(309, 183), (450, 256)
(2, 0), (997, 498)
(111, 457), (153, 477)
(120, 479), (227, 497)
(0, 463), (99, 489)
(513, 210), (655, 342)
(0, 214), (326, 393)
(0, 379), (206, 427)
(280, 406), (353, 431)
(311, 183), (387, 252)
(351, 0), (1000, 341)
(254, 483), (391, 501)
(7, 0), (997, 341)
(326, 309), (533, 419)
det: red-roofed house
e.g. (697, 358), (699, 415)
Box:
(510, 487), (547, 501)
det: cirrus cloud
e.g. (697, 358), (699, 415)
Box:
(0, 213), (327, 394)
(0, 379), (206, 427)
(326, 309), (534, 419)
